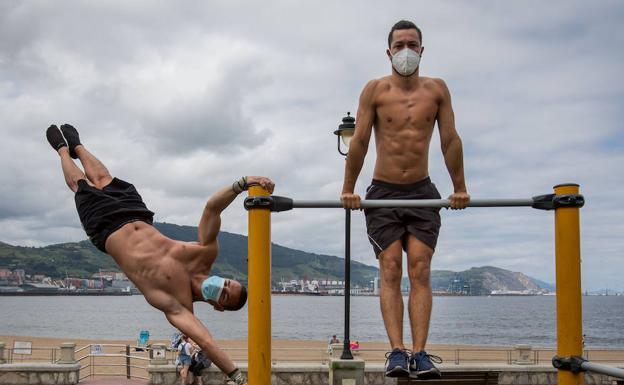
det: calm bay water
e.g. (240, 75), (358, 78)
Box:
(1, 295), (622, 348)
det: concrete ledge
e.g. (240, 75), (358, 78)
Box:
(145, 363), (624, 385)
(0, 363), (80, 372)
(0, 363), (80, 385)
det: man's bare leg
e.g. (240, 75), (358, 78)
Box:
(60, 124), (113, 189)
(406, 235), (434, 352)
(378, 240), (405, 349)
(59, 148), (89, 193)
(406, 235), (441, 379)
(47, 124), (89, 192)
(74, 146), (113, 189)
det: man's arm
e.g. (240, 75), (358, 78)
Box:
(341, 80), (377, 209)
(198, 176), (275, 245)
(165, 306), (246, 384)
(435, 78), (470, 209)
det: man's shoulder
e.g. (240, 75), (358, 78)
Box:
(363, 76), (392, 90)
(421, 76), (448, 89)
(360, 77), (391, 102)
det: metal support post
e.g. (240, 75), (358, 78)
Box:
(554, 183), (583, 385)
(126, 345), (131, 379)
(340, 209), (353, 360)
(248, 185), (272, 385)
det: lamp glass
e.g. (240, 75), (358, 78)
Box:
(341, 131), (354, 147)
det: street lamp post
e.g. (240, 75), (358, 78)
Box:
(334, 112), (355, 359)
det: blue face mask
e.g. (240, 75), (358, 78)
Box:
(201, 276), (225, 303)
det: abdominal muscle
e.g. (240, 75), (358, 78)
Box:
(104, 222), (176, 290)
(373, 125), (433, 184)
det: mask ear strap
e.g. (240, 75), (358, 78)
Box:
(215, 284), (224, 303)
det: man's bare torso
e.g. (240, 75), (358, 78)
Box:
(104, 221), (217, 312)
(370, 75), (444, 184)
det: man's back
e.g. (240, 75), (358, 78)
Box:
(369, 75), (445, 184)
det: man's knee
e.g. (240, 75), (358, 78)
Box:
(408, 259), (431, 286)
(65, 176), (82, 193)
(93, 174), (113, 189)
(380, 257), (402, 287)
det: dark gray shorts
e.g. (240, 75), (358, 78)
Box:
(74, 177), (154, 253)
(364, 177), (441, 257)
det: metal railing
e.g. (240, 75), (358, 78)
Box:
(4, 347), (59, 364)
(4, 343), (622, 368)
(216, 346), (624, 366)
(74, 343), (177, 381)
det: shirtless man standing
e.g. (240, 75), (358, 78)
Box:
(340, 20), (470, 379)
(46, 123), (275, 385)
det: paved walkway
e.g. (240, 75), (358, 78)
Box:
(79, 378), (148, 385)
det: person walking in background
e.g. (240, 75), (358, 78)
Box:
(178, 335), (195, 385)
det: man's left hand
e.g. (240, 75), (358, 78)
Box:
(247, 176), (275, 194)
(448, 191), (470, 210)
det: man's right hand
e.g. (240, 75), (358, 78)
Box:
(341, 192), (362, 209)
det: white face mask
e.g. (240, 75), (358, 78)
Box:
(391, 48), (421, 77)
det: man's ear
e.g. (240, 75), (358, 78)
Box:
(208, 300), (224, 312)
(386, 49), (392, 60)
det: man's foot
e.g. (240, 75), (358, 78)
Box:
(409, 351), (442, 380)
(385, 348), (410, 377)
(46, 125), (68, 152)
(60, 123), (82, 159)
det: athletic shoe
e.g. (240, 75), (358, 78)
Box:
(46, 125), (68, 152)
(385, 348), (410, 377)
(409, 350), (442, 379)
(60, 123), (82, 159)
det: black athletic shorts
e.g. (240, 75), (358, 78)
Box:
(364, 177), (441, 257)
(74, 177), (155, 253)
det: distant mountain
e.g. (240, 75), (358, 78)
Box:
(430, 266), (552, 295)
(0, 224), (553, 293)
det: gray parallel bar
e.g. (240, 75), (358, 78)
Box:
(581, 361), (624, 379)
(292, 198), (534, 209)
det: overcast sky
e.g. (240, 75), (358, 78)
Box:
(1, 1), (622, 291)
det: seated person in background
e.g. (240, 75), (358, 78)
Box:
(190, 341), (212, 385)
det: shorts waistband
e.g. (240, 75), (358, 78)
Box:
(371, 177), (431, 192)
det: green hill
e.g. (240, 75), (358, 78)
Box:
(0, 223), (379, 287)
(0, 224), (553, 293)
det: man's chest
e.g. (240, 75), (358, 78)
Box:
(375, 89), (439, 126)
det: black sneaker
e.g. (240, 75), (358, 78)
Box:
(60, 123), (82, 159)
(409, 351), (442, 380)
(46, 125), (67, 152)
(385, 348), (410, 377)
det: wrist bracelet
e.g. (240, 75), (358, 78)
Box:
(232, 177), (248, 194)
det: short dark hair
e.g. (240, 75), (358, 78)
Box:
(388, 20), (422, 48)
(225, 285), (247, 311)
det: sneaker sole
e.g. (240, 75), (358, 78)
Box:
(414, 368), (442, 380)
(385, 366), (410, 377)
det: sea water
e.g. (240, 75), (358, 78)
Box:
(0, 295), (622, 347)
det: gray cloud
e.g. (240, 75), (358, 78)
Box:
(0, 1), (622, 290)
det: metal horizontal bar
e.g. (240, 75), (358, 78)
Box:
(581, 361), (624, 379)
(293, 198), (534, 209)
